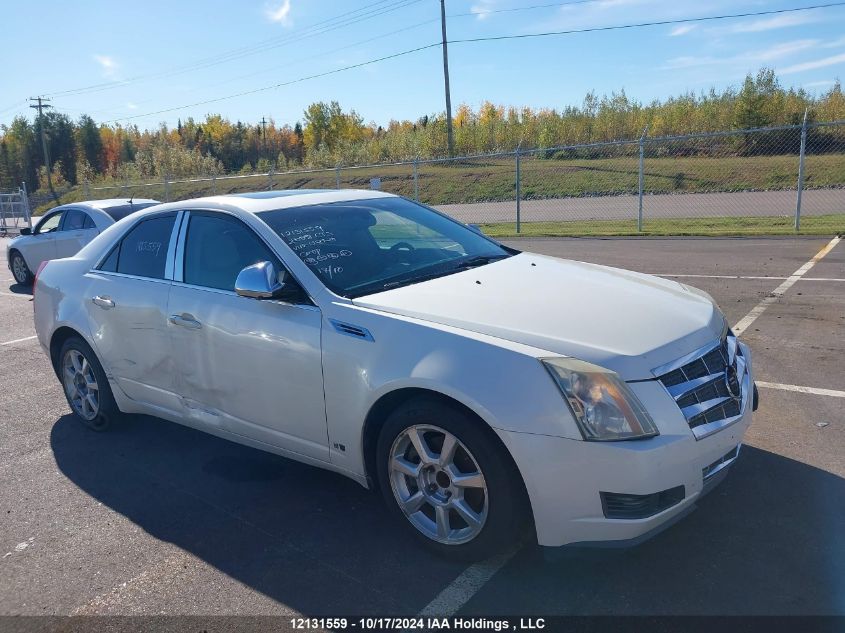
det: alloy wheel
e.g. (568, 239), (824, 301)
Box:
(62, 349), (100, 421)
(12, 255), (28, 284)
(388, 424), (488, 545)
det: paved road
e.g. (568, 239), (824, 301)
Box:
(1, 236), (843, 618)
(437, 188), (844, 223)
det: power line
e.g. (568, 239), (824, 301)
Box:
(23, 0), (618, 115)
(96, 1), (845, 126)
(45, 0), (425, 99)
(101, 42), (441, 123)
(68, 19), (443, 120)
(0, 100), (27, 117)
(449, 2), (845, 44)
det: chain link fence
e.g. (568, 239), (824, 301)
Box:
(0, 185), (32, 235)
(23, 120), (845, 236)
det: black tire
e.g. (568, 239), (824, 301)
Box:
(376, 396), (528, 561)
(58, 336), (120, 431)
(10, 250), (33, 285)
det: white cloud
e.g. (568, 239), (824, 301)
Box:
(93, 55), (118, 79)
(126, 102), (138, 110)
(823, 36), (845, 48)
(802, 79), (836, 88)
(781, 52), (845, 74)
(669, 25), (696, 37)
(729, 14), (816, 34)
(265, 0), (292, 25)
(538, 0), (725, 33)
(662, 40), (819, 70)
(753, 40), (819, 62)
(470, 0), (496, 20)
(662, 55), (719, 70)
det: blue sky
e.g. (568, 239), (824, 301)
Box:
(2, 0), (844, 130)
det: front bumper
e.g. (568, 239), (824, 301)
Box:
(498, 368), (754, 548)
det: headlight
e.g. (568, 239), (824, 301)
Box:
(542, 358), (659, 441)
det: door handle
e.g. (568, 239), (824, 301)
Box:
(92, 295), (115, 309)
(169, 314), (202, 329)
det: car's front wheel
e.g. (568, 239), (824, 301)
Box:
(377, 397), (527, 560)
(10, 251), (33, 285)
(59, 336), (119, 431)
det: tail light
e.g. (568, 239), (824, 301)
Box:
(33, 260), (49, 297)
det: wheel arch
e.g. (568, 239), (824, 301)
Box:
(49, 326), (88, 378)
(361, 387), (534, 528)
(8, 247), (30, 271)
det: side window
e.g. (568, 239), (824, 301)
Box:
(183, 213), (278, 291)
(62, 210), (86, 231)
(82, 214), (96, 229)
(98, 214), (175, 279)
(35, 212), (63, 235)
(99, 246), (119, 272)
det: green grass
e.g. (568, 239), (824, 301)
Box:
(34, 153), (845, 237)
(479, 214), (845, 237)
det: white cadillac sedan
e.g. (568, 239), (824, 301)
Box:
(33, 190), (757, 559)
(6, 198), (159, 285)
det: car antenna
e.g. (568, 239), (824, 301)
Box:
(128, 196), (134, 205)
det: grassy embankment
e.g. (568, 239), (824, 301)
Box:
(37, 154), (843, 235)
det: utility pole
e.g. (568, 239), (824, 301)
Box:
(29, 96), (57, 201)
(261, 116), (268, 159)
(439, 0), (455, 157)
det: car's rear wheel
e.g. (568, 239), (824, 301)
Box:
(10, 251), (33, 285)
(376, 397), (527, 560)
(59, 337), (119, 431)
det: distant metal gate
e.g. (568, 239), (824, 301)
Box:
(0, 185), (32, 235)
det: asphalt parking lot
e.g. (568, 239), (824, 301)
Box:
(1, 235), (843, 617)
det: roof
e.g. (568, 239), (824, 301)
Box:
(75, 198), (160, 210)
(172, 189), (398, 214)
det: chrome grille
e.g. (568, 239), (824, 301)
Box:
(654, 331), (749, 439)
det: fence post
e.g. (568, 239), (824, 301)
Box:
(83, 179), (90, 198)
(212, 173), (217, 195)
(21, 181), (31, 229)
(637, 125), (649, 232)
(268, 168), (274, 190)
(164, 175), (170, 202)
(795, 109), (808, 232)
(413, 158), (419, 201)
(515, 146), (521, 234)
(335, 164), (341, 189)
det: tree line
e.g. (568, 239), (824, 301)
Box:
(1, 68), (843, 192)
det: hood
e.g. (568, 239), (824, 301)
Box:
(353, 253), (725, 380)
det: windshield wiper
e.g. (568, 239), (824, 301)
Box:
(349, 253), (511, 297)
(450, 253), (510, 270)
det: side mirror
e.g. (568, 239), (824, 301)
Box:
(235, 261), (301, 301)
(467, 224), (483, 235)
(19, 227), (31, 236)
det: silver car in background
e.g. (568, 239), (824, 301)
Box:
(6, 198), (159, 285)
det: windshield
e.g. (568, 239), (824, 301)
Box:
(258, 197), (512, 298)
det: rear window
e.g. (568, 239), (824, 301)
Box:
(103, 202), (159, 222)
(98, 213), (176, 279)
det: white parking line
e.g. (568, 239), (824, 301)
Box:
(0, 291), (32, 298)
(650, 274), (844, 282)
(417, 547), (518, 617)
(1, 335), (37, 346)
(654, 274), (789, 280)
(757, 381), (845, 398)
(732, 236), (841, 336)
